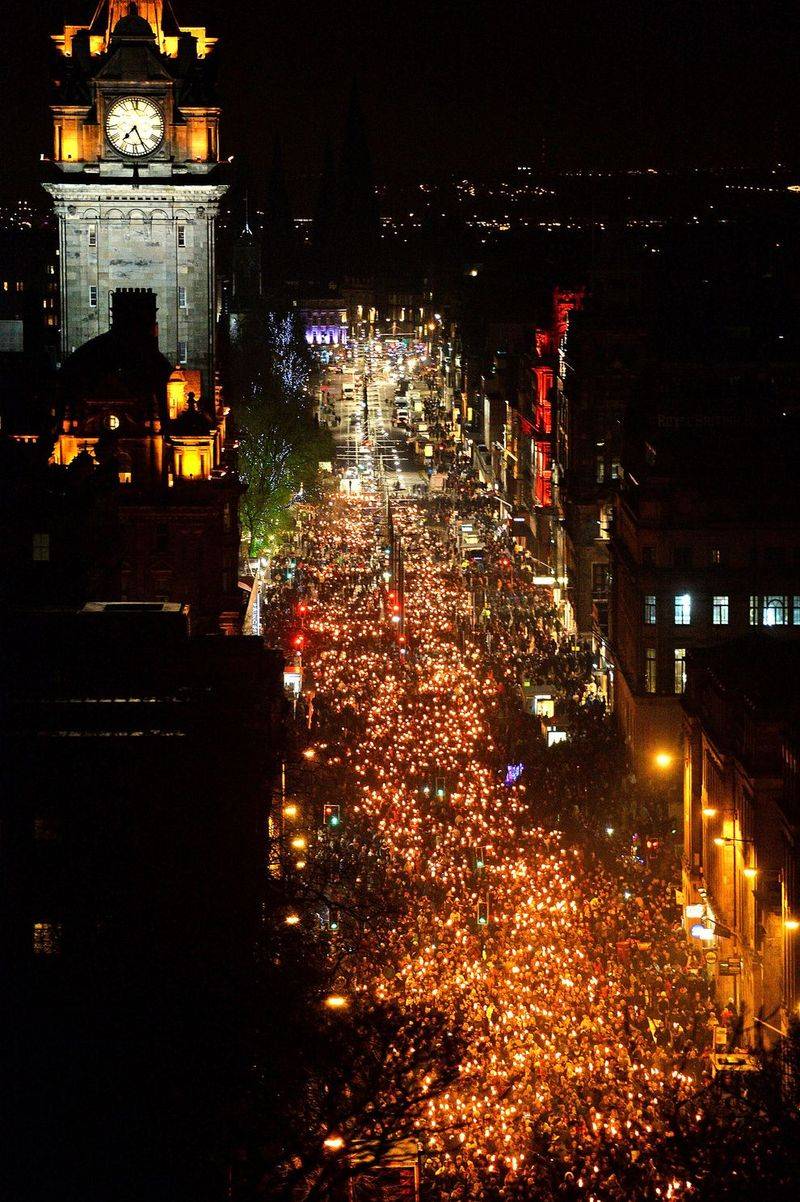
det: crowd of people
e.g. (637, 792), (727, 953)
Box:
(266, 486), (728, 1201)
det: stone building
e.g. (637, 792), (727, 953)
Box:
(45, 1), (226, 400)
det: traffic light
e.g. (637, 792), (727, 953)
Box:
(292, 633), (305, 651)
(323, 804), (341, 829)
(475, 847), (487, 871)
(328, 908), (340, 932)
(477, 898), (489, 927)
(435, 777), (446, 799)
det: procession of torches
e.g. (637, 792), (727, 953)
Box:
(285, 490), (708, 1201)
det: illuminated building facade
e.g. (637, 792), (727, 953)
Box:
(45, 1), (226, 400)
(682, 639), (800, 1045)
(46, 286), (242, 633)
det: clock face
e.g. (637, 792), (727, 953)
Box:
(105, 96), (165, 158)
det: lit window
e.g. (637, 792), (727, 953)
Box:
(178, 285), (188, 310)
(89, 285), (98, 308)
(610, 461), (623, 481)
(750, 595), (760, 626)
(596, 456), (605, 484)
(177, 224), (187, 247)
(645, 648), (657, 694)
(794, 596), (800, 626)
(178, 340), (188, 364)
(644, 595), (657, 624)
(711, 548), (721, 565)
(674, 594), (691, 625)
(33, 922), (62, 956)
(763, 595), (788, 626)
(674, 648), (687, 695)
(88, 227), (97, 247)
(712, 595), (729, 625)
(32, 533), (50, 562)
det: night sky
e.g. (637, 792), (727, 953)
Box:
(2, 1), (798, 205)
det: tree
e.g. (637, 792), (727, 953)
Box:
(231, 309), (331, 556)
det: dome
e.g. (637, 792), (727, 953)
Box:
(112, 3), (157, 39)
(58, 319), (172, 430)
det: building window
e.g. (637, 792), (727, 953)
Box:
(674, 648), (687, 694)
(33, 922), (62, 956)
(155, 522), (169, 553)
(750, 595), (760, 626)
(763, 595), (788, 626)
(645, 648), (657, 694)
(178, 224), (187, 247)
(673, 546), (692, 568)
(32, 533), (50, 562)
(596, 456), (605, 484)
(89, 285), (98, 308)
(610, 460), (623, 481)
(794, 596), (800, 626)
(178, 340), (188, 364)
(674, 594), (691, 625)
(711, 548), (722, 565)
(712, 595), (729, 625)
(642, 545), (655, 566)
(644, 595), (657, 625)
(88, 227), (97, 247)
(178, 285), (188, 310)
(592, 563), (608, 597)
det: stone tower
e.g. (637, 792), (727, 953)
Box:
(45, 2), (227, 405)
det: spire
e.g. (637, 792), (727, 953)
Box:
(261, 136), (298, 295)
(335, 78), (380, 270)
(312, 138), (338, 263)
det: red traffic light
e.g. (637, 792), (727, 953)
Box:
(292, 633), (305, 650)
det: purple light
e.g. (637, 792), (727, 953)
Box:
(504, 763), (524, 787)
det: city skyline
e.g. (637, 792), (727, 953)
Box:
(3, 0), (798, 205)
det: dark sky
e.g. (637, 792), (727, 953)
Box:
(2, 1), (798, 205)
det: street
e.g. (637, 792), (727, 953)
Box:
(321, 346), (430, 494)
(267, 381), (715, 1200)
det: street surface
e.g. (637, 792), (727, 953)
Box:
(321, 350), (428, 493)
(275, 366), (712, 1200)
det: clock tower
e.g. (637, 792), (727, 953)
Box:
(45, 1), (227, 405)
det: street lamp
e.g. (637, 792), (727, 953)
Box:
(323, 994), (349, 1010)
(323, 1135), (345, 1151)
(654, 751), (674, 770)
(702, 807), (718, 818)
(785, 918), (800, 932)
